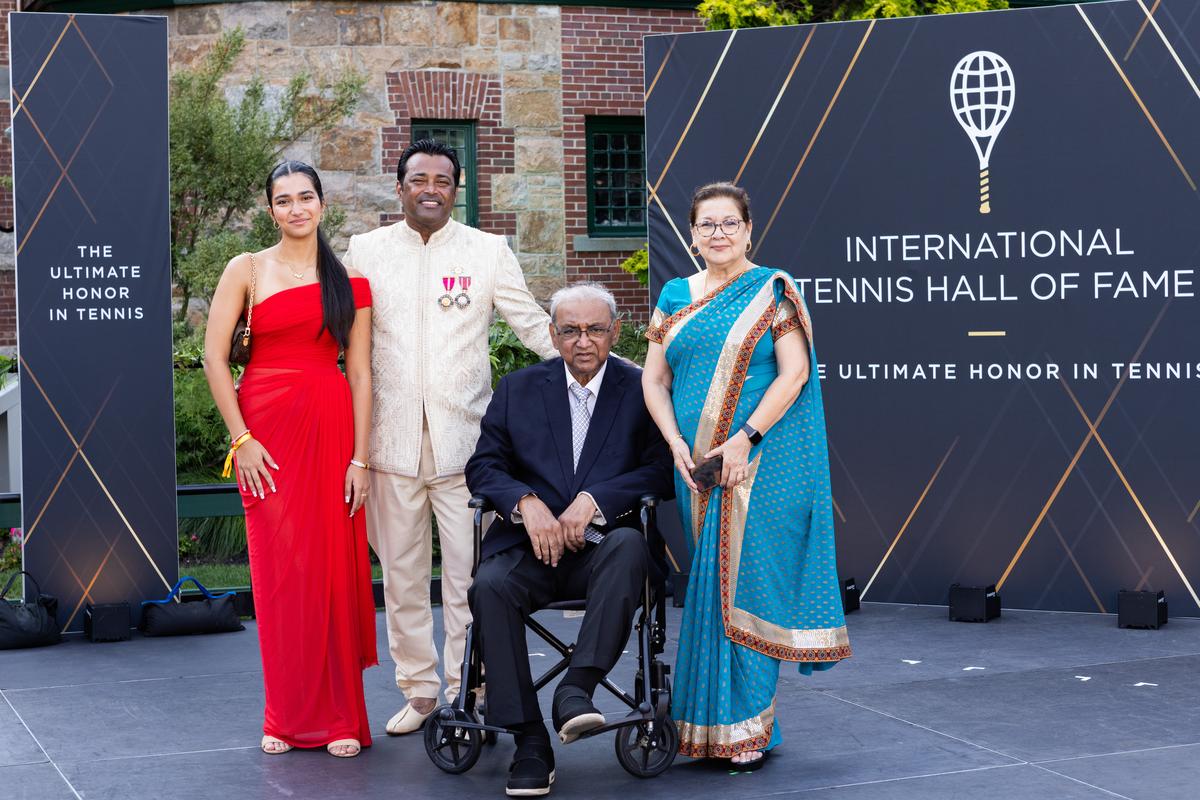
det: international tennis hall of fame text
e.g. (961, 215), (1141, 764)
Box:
(801, 225), (1199, 385)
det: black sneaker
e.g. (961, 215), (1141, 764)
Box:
(552, 684), (606, 745)
(506, 735), (555, 797)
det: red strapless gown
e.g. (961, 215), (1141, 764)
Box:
(236, 277), (377, 748)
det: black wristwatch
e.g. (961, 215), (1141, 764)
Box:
(739, 423), (762, 445)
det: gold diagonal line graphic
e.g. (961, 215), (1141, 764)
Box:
(70, 17), (114, 87)
(1124, 0), (1161, 62)
(25, 385), (115, 545)
(1079, 5), (1196, 191)
(13, 16), (73, 110)
(734, 26), (816, 185)
(62, 538), (118, 633)
(997, 302), (1169, 589)
(1047, 516), (1106, 613)
(16, 166), (69, 257)
(13, 93), (101, 256)
(644, 36), (677, 103)
(832, 496), (847, 524)
(861, 436), (958, 599)
(14, 91), (100, 232)
(756, 20), (875, 255)
(647, 181), (702, 272)
(1135, 0), (1200, 99)
(651, 29), (737, 195)
(21, 358), (172, 591)
(1135, 564), (1154, 592)
(1188, 499), (1200, 524)
(1060, 377), (1200, 609)
(46, 534), (96, 605)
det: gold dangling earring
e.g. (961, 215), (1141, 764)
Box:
(689, 244), (701, 256)
(746, 240), (752, 252)
(271, 216), (280, 230)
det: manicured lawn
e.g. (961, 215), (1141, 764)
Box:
(183, 561), (389, 590)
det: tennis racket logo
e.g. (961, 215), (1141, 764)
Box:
(950, 51), (1015, 215)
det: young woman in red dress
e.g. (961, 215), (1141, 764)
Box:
(203, 161), (377, 758)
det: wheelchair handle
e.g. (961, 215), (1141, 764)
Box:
(639, 494), (660, 508)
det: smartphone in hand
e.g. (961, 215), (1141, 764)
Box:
(690, 454), (724, 492)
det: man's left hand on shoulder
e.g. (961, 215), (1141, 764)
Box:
(558, 494), (598, 552)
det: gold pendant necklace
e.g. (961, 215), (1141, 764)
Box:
(279, 260), (313, 281)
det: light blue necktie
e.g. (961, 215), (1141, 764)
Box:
(569, 382), (604, 544)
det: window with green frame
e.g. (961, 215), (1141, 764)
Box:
(411, 121), (478, 227)
(586, 117), (647, 237)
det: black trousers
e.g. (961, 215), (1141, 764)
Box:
(468, 527), (651, 727)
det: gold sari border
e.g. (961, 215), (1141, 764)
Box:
(715, 304), (776, 620)
(729, 623), (853, 662)
(773, 270), (812, 343)
(646, 307), (667, 343)
(772, 313), (803, 341)
(677, 701), (775, 758)
(729, 607), (852, 660)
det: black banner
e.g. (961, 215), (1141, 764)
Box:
(11, 13), (176, 631)
(645, 2), (1200, 615)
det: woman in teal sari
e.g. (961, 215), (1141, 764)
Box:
(643, 183), (851, 769)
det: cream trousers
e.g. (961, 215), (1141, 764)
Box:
(366, 422), (480, 701)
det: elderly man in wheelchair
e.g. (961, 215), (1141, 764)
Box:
(423, 283), (675, 796)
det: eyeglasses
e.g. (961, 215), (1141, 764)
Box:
(555, 323), (615, 341)
(693, 218), (743, 238)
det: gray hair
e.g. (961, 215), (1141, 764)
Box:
(549, 282), (618, 324)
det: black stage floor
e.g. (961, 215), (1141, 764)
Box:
(3, 602), (1199, 800)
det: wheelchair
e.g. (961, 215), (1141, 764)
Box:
(423, 494), (678, 779)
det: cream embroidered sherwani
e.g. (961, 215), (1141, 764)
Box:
(344, 218), (557, 700)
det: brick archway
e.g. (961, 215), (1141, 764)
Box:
(381, 70), (515, 236)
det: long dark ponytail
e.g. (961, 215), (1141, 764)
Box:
(266, 161), (355, 349)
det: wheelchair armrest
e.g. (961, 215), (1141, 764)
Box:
(639, 494), (660, 509)
(468, 494), (495, 512)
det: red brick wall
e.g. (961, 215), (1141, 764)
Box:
(381, 70), (516, 236)
(1, 0), (17, 347)
(561, 7), (702, 322)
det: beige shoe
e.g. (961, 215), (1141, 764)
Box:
(386, 699), (438, 736)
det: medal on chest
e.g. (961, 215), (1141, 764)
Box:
(438, 276), (456, 309)
(454, 276), (472, 308)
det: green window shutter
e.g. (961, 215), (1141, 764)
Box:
(586, 117), (647, 238)
(411, 121), (478, 228)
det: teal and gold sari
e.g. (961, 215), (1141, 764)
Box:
(648, 266), (851, 759)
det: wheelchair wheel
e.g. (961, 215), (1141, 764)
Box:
(614, 714), (678, 778)
(424, 706), (483, 774)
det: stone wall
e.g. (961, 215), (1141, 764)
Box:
(165, 1), (572, 304)
(0, 0), (704, 340)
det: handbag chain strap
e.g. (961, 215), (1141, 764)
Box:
(243, 252), (257, 340)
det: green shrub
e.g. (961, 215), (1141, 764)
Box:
(0, 529), (21, 574)
(620, 246), (649, 287)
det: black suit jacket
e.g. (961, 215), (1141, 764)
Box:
(466, 356), (674, 561)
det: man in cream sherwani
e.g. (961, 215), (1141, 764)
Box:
(344, 139), (558, 734)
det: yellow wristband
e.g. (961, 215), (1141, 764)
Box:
(222, 432), (253, 478)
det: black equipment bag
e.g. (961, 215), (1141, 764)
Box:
(140, 576), (244, 637)
(0, 571), (61, 650)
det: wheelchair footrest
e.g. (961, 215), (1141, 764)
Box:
(571, 707), (660, 741)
